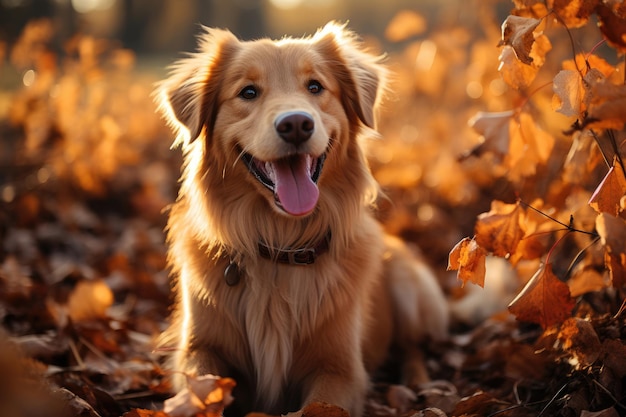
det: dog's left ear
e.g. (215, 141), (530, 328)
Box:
(314, 22), (388, 129)
(155, 27), (239, 148)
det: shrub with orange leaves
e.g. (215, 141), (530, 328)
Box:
(448, 0), (626, 331)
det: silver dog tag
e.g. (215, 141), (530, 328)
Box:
(224, 262), (241, 286)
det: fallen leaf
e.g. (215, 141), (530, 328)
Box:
(386, 385), (417, 413)
(452, 391), (507, 416)
(600, 339), (626, 378)
(508, 263), (576, 329)
(67, 279), (114, 322)
(123, 409), (171, 417)
(580, 408), (620, 417)
(448, 237), (487, 287)
(301, 402), (349, 417)
(589, 164), (626, 215)
(475, 201), (526, 258)
(557, 317), (601, 367)
(163, 374), (235, 417)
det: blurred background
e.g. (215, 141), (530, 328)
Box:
(0, 0), (512, 64)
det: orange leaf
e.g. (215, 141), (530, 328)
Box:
(505, 112), (555, 183)
(163, 374), (236, 417)
(123, 410), (170, 417)
(589, 165), (626, 215)
(498, 45), (539, 90)
(475, 200), (526, 257)
(585, 77), (626, 130)
(67, 279), (114, 322)
(547, 0), (599, 28)
(595, 213), (626, 288)
(568, 267), (609, 297)
(499, 15), (541, 65)
(468, 110), (515, 157)
(508, 263), (576, 329)
(448, 237), (487, 287)
(557, 317), (601, 367)
(552, 69), (583, 117)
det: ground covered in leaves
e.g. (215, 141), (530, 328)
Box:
(1, 1), (626, 416)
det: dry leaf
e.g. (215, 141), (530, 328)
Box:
(508, 263), (576, 329)
(475, 201), (526, 257)
(568, 267), (609, 297)
(600, 339), (626, 377)
(580, 408), (620, 417)
(498, 45), (539, 90)
(301, 402), (349, 417)
(164, 374), (235, 417)
(123, 409), (171, 417)
(585, 77), (626, 130)
(557, 317), (601, 367)
(448, 237), (487, 287)
(595, 213), (626, 288)
(552, 69), (583, 117)
(602, 0), (626, 18)
(499, 15), (541, 65)
(562, 131), (601, 184)
(589, 164), (626, 215)
(385, 10), (427, 42)
(547, 0), (599, 28)
(506, 112), (554, 181)
(468, 110), (515, 157)
(597, 4), (626, 53)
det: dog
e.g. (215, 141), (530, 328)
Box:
(156, 22), (449, 416)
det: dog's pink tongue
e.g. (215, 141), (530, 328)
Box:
(273, 156), (319, 216)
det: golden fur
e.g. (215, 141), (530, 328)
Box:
(156, 22), (449, 416)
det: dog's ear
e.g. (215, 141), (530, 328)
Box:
(314, 22), (388, 129)
(155, 27), (239, 148)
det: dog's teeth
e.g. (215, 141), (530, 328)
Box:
(266, 162), (276, 183)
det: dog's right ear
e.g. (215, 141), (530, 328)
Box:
(155, 27), (239, 148)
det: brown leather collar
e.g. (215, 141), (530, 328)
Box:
(258, 231), (331, 265)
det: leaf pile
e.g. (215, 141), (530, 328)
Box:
(1, 1), (626, 416)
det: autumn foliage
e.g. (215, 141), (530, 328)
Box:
(448, 0), (626, 331)
(1, 1), (626, 416)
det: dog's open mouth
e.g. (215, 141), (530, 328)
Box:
(242, 153), (326, 216)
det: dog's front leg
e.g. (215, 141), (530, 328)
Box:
(294, 324), (369, 417)
(301, 364), (367, 416)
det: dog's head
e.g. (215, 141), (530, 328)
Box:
(157, 22), (386, 219)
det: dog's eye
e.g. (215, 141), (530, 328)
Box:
(307, 80), (323, 95)
(239, 85), (258, 100)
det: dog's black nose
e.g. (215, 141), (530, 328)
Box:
(275, 111), (314, 145)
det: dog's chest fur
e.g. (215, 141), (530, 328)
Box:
(180, 225), (381, 409)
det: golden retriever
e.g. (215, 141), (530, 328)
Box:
(156, 22), (449, 417)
